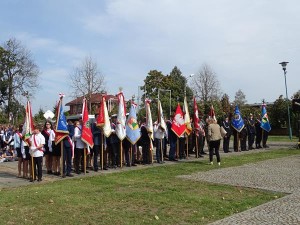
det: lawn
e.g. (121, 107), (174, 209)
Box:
(0, 148), (299, 225)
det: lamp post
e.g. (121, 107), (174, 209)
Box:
(184, 74), (194, 97)
(158, 89), (172, 117)
(279, 61), (292, 140)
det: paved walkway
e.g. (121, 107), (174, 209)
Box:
(180, 153), (300, 224)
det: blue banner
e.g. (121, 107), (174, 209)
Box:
(261, 104), (271, 132)
(126, 103), (141, 144)
(231, 105), (245, 132)
(55, 98), (68, 133)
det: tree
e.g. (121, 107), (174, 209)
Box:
(220, 93), (232, 116)
(69, 55), (106, 111)
(233, 89), (247, 107)
(1, 38), (39, 118)
(191, 63), (221, 114)
(269, 95), (287, 129)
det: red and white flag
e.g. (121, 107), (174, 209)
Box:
(171, 103), (186, 137)
(193, 97), (200, 131)
(184, 96), (192, 135)
(116, 91), (126, 141)
(97, 95), (112, 137)
(81, 98), (94, 149)
(23, 100), (35, 142)
(209, 105), (217, 121)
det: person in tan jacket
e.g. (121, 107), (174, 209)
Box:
(207, 118), (222, 165)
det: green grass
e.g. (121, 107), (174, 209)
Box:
(0, 148), (299, 225)
(268, 135), (299, 142)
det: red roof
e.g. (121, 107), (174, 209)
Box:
(65, 93), (118, 106)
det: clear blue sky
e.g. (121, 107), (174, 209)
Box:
(1, 0), (299, 114)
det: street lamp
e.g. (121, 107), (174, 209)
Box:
(279, 61), (292, 140)
(158, 89), (172, 117)
(184, 74), (194, 97)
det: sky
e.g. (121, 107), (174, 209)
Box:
(1, 0), (299, 114)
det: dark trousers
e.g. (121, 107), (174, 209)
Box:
(262, 131), (269, 147)
(223, 136), (230, 152)
(155, 138), (164, 162)
(111, 142), (120, 167)
(240, 138), (247, 151)
(248, 133), (255, 149)
(93, 145), (100, 170)
(74, 148), (84, 172)
(63, 146), (72, 175)
(209, 140), (221, 163)
(169, 138), (176, 160)
(33, 156), (43, 180)
(142, 143), (150, 164)
(179, 137), (186, 159)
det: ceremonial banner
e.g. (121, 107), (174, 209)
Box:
(54, 96), (69, 144)
(260, 103), (271, 132)
(97, 95), (105, 126)
(23, 101), (35, 142)
(97, 95), (112, 137)
(145, 99), (154, 142)
(126, 102), (141, 144)
(81, 98), (94, 148)
(116, 92), (127, 141)
(157, 99), (167, 131)
(193, 97), (200, 132)
(171, 103), (186, 137)
(209, 105), (216, 121)
(231, 105), (245, 132)
(184, 96), (192, 135)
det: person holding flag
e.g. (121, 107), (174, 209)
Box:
(96, 94), (112, 170)
(171, 103), (186, 160)
(29, 125), (45, 182)
(55, 94), (72, 177)
(81, 98), (94, 173)
(231, 105), (245, 152)
(261, 103), (271, 148)
(125, 100), (141, 166)
(154, 99), (166, 163)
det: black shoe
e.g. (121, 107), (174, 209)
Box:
(66, 174), (74, 177)
(37, 178), (42, 182)
(94, 168), (99, 172)
(62, 174), (66, 178)
(103, 167), (108, 170)
(76, 171), (81, 175)
(131, 164), (137, 166)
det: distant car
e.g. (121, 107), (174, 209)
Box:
(66, 114), (95, 124)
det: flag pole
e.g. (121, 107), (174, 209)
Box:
(176, 138), (179, 159)
(130, 145), (132, 166)
(60, 142), (63, 177)
(160, 139), (163, 162)
(84, 147), (87, 174)
(237, 132), (240, 152)
(120, 141), (123, 168)
(31, 155), (35, 181)
(262, 129), (264, 148)
(186, 136), (189, 159)
(196, 135), (199, 158)
(101, 133), (104, 170)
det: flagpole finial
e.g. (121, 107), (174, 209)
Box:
(59, 93), (65, 99)
(22, 91), (30, 100)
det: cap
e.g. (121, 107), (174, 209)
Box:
(111, 114), (117, 118)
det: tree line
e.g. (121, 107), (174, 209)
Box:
(1, 38), (299, 135)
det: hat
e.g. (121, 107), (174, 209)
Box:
(111, 114), (117, 118)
